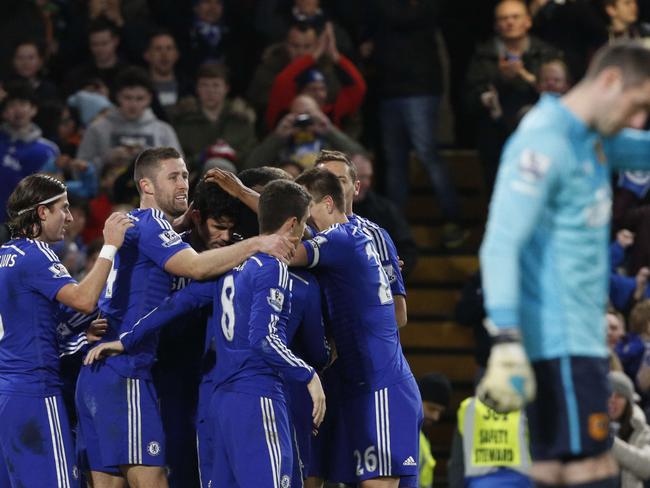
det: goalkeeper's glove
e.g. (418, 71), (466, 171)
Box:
(477, 326), (536, 413)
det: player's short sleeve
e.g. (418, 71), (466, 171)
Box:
(26, 242), (77, 300)
(139, 209), (191, 268)
(303, 226), (348, 269)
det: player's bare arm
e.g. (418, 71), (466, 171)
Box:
(165, 234), (296, 280)
(204, 167), (260, 213)
(56, 212), (133, 313)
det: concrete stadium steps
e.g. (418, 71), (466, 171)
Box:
(399, 149), (486, 486)
(406, 288), (462, 318)
(410, 149), (485, 192)
(406, 191), (487, 221)
(412, 224), (484, 253)
(407, 255), (479, 286)
(400, 321), (474, 349)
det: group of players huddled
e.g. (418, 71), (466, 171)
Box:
(0, 147), (421, 488)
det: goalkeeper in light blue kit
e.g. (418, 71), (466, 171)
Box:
(479, 41), (650, 488)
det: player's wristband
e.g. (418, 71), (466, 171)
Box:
(484, 319), (521, 344)
(98, 245), (118, 262)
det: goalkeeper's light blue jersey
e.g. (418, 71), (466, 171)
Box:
(481, 94), (650, 361)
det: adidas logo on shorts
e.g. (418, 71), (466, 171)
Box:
(403, 456), (417, 466)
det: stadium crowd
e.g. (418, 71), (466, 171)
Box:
(7, 0), (650, 487)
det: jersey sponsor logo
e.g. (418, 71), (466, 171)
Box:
(281, 474), (291, 488)
(0, 254), (16, 268)
(517, 149), (551, 183)
(403, 456), (417, 466)
(267, 288), (285, 312)
(49, 262), (71, 279)
(588, 413), (609, 441)
(158, 230), (182, 248)
(172, 276), (191, 291)
(147, 441), (161, 456)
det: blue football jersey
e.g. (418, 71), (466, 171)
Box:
(302, 222), (412, 393)
(120, 254), (314, 399)
(481, 94), (650, 360)
(98, 208), (190, 378)
(348, 214), (406, 297)
(211, 254), (314, 400)
(0, 239), (76, 395)
(286, 269), (329, 369)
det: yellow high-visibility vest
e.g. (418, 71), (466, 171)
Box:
(457, 397), (530, 477)
(419, 430), (435, 488)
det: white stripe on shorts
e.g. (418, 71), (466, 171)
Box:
(261, 397), (280, 488)
(128, 379), (142, 464)
(45, 396), (70, 488)
(374, 388), (391, 477)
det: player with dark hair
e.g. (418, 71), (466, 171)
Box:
(293, 168), (422, 488)
(0, 174), (132, 488)
(85, 179), (326, 488)
(480, 40), (650, 487)
(74, 147), (294, 487)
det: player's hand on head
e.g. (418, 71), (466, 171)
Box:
(83, 340), (125, 365)
(257, 234), (298, 263)
(203, 168), (245, 198)
(307, 372), (326, 428)
(477, 329), (535, 413)
(87, 318), (108, 343)
(102, 212), (134, 248)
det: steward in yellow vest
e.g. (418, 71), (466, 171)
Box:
(453, 396), (532, 487)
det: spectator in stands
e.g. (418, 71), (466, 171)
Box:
(76, 66), (181, 171)
(244, 94), (364, 169)
(351, 153), (417, 277)
(616, 300), (650, 382)
(609, 228), (650, 311)
(172, 63), (257, 171)
(417, 372), (452, 488)
(608, 371), (650, 488)
(254, 0), (354, 56)
(455, 271), (492, 373)
(608, 308), (626, 372)
(536, 58), (572, 94)
(448, 394), (532, 487)
(143, 29), (193, 119)
(609, 308), (627, 351)
(66, 80), (113, 128)
(529, 0), (605, 81)
(466, 0), (558, 193)
(0, 81), (59, 224)
(248, 22), (324, 117)
(7, 40), (59, 102)
(266, 22), (366, 136)
(188, 0), (231, 72)
(604, 0), (650, 41)
(367, 0), (464, 248)
(65, 16), (128, 95)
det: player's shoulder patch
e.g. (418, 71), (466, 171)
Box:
(516, 148), (551, 183)
(158, 229), (183, 248)
(267, 288), (285, 312)
(310, 234), (328, 248)
(49, 262), (71, 279)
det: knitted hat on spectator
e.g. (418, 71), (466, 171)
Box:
(609, 371), (637, 404)
(201, 140), (238, 174)
(67, 91), (113, 126)
(418, 372), (451, 408)
(297, 69), (326, 90)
